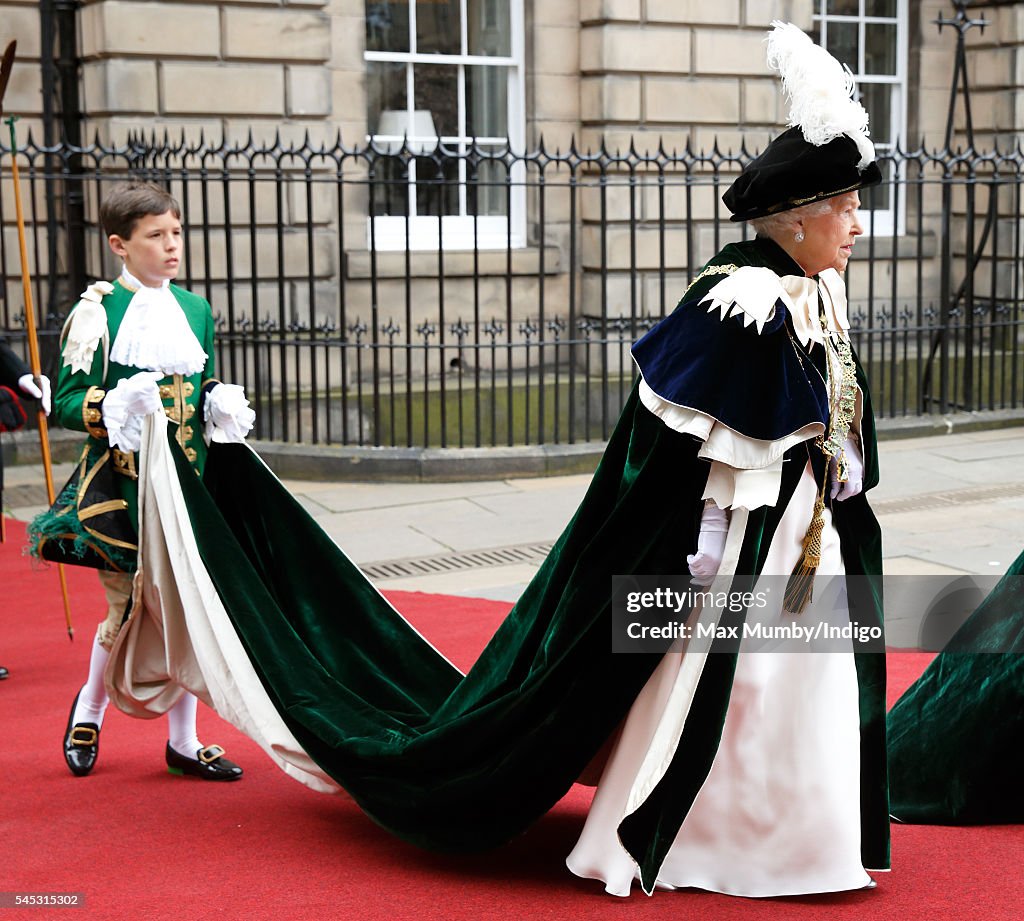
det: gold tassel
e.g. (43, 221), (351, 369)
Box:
(784, 484), (827, 615)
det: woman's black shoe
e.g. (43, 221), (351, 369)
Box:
(165, 743), (243, 781)
(63, 690), (100, 776)
(0, 666), (8, 680)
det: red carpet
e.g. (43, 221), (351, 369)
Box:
(1, 518), (1022, 921)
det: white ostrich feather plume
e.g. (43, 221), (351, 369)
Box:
(766, 20), (875, 170)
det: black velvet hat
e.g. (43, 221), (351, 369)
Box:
(723, 22), (882, 223)
(723, 128), (882, 222)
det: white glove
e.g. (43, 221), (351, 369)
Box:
(17, 373), (51, 415)
(102, 370), (164, 453)
(686, 501), (730, 586)
(830, 435), (864, 502)
(118, 370), (164, 416)
(204, 382), (255, 444)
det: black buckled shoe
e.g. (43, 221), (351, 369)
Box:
(165, 743), (243, 781)
(63, 691), (100, 777)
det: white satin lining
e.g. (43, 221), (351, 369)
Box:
(106, 412), (340, 794)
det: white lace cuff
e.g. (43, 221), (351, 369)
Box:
(102, 382), (144, 453)
(204, 382), (255, 444)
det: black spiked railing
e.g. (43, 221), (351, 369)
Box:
(1, 130), (1023, 447)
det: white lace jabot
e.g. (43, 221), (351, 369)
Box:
(109, 267), (207, 376)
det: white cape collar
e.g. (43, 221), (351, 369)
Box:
(701, 266), (850, 348)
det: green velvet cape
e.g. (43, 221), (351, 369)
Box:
(160, 372), (888, 888)
(887, 549), (1024, 824)
(143, 236), (890, 890)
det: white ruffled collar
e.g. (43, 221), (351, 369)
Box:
(109, 267), (207, 376)
(779, 269), (850, 348)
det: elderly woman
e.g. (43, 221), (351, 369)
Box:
(566, 25), (889, 897)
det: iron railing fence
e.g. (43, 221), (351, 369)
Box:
(1, 133), (1023, 447)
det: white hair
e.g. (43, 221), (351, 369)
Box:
(749, 198), (836, 241)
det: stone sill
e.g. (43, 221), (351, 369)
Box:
(345, 246), (563, 280)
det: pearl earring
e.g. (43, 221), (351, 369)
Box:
(794, 231), (805, 243)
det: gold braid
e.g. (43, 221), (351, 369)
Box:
(784, 301), (859, 614)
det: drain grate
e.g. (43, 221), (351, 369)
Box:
(366, 482), (1024, 579)
(872, 481), (1024, 515)
(363, 542), (553, 581)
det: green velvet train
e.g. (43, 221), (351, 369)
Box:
(887, 549), (1024, 824)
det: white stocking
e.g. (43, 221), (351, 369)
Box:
(72, 636), (111, 727)
(167, 691), (202, 759)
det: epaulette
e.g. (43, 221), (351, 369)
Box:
(61, 281), (114, 377)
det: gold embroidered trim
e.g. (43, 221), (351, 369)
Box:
(111, 448), (138, 480)
(765, 181), (863, 215)
(683, 263), (739, 298)
(83, 386), (108, 439)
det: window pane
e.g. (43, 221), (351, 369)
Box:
(468, 0), (511, 56)
(826, 0), (859, 14)
(415, 156), (460, 216)
(865, 0), (896, 16)
(468, 150), (509, 217)
(828, 21), (859, 71)
(414, 63), (459, 137)
(417, 0), (460, 54)
(466, 65), (508, 138)
(865, 23), (897, 75)
(366, 1), (410, 53)
(861, 83), (892, 144)
(367, 61), (407, 137)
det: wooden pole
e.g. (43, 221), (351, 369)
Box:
(2, 42), (74, 640)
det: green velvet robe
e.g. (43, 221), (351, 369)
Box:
(146, 238), (889, 891)
(887, 548), (1024, 824)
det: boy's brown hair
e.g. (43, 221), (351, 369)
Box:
(99, 181), (181, 239)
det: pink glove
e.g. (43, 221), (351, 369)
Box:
(686, 501), (730, 586)
(830, 435), (864, 502)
